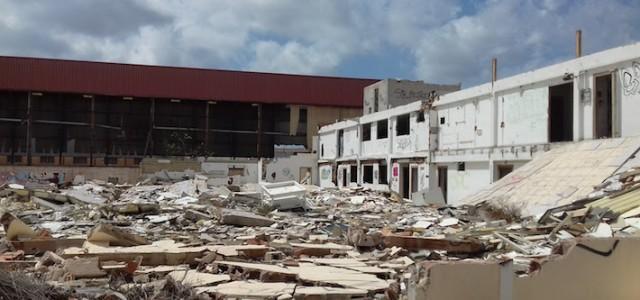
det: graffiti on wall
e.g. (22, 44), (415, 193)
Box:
(320, 167), (331, 180)
(621, 62), (640, 96)
(396, 137), (412, 151)
(0, 170), (65, 185)
(393, 88), (428, 100)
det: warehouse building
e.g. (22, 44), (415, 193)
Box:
(0, 56), (376, 169)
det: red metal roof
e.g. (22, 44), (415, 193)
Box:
(0, 56), (377, 108)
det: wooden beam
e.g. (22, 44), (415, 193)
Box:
(383, 234), (485, 254)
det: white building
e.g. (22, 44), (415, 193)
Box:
(318, 41), (640, 204)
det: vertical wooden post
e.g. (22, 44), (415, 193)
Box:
(576, 30), (582, 58)
(256, 103), (263, 157)
(204, 102), (210, 155)
(26, 92), (32, 165)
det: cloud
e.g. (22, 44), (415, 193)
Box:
(249, 40), (341, 74)
(410, 0), (640, 86)
(0, 0), (638, 86)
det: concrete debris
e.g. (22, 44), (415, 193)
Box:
(87, 223), (149, 246)
(0, 167), (638, 299)
(217, 208), (276, 227)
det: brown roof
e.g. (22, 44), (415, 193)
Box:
(0, 56), (377, 107)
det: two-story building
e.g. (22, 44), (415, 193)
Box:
(319, 41), (640, 204)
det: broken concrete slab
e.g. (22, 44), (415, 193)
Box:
(203, 281), (296, 298)
(62, 240), (268, 266)
(12, 238), (85, 255)
(214, 261), (298, 277)
(217, 208), (275, 227)
(0, 212), (37, 240)
(64, 257), (107, 278)
(87, 223), (149, 246)
(167, 270), (230, 287)
(260, 181), (306, 209)
(292, 264), (390, 292)
(294, 286), (368, 298)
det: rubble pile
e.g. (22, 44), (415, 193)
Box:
(0, 168), (638, 299)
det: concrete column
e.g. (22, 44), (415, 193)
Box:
(573, 76), (583, 141)
(256, 103), (263, 157)
(204, 102), (210, 154)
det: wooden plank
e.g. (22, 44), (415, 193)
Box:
(383, 235), (485, 254)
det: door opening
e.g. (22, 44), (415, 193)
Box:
(496, 164), (514, 181)
(595, 74), (613, 138)
(350, 165), (357, 184)
(410, 166), (419, 196)
(401, 165), (410, 199)
(341, 168), (347, 188)
(549, 82), (574, 142)
(437, 166), (448, 203)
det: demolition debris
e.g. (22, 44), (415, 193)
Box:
(0, 170), (639, 299)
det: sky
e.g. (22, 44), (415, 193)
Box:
(1, 0), (639, 87)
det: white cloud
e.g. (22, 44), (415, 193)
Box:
(410, 0), (640, 86)
(0, 0), (638, 85)
(249, 40), (341, 74)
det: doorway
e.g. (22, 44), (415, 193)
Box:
(437, 166), (448, 203)
(410, 166), (419, 195)
(594, 74), (613, 138)
(496, 164), (514, 180)
(350, 165), (357, 184)
(549, 82), (574, 142)
(341, 167), (347, 188)
(401, 165), (410, 199)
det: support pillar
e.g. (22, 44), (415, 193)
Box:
(204, 102), (210, 155)
(89, 96), (96, 166)
(256, 103), (263, 157)
(26, 92), (32, 165)
(144, 99), (155, 156)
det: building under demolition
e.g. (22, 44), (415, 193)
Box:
(319, 41), (640, 204)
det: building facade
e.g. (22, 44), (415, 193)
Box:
(319, 42), (640, 205)
(0, 56), (377, 169)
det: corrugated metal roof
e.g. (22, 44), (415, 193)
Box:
(0, 56), (378, 107)
(588, 187), (640, 216)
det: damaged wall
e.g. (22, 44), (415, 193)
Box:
(0, 165), (140, 185)
(410, 238), (640, 300)
(263, 152), (317, 185)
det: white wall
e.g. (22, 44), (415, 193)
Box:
(201, 161), (260, 185)
(318, 164), (334, 188)
(361, 120), (391, 157)
(446, 161), (491, 206)
(319, 131), (337, 160)
(620, 60), (640, 137)
(438, 97), (492, 150)
(497, 86), (549, 146)
(392, 112), (429, 154)
(263, 153), (317, 185)
(342, 126), (360, 157)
